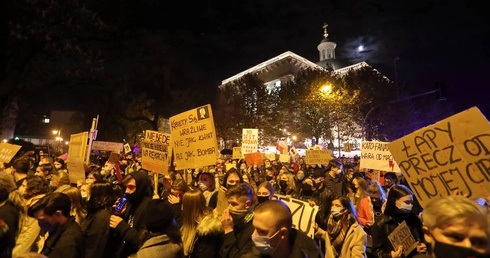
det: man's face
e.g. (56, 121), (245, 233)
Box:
(34, 209), (61, 230)
(226, 173), (240, 187)
(227, 195), (250, 210)
(253, 210), (285, 248)
(124, 178), (137, 194)
(428, 222), (489, 254)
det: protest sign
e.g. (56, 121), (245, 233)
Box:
(279, 154), (291, 163)
(123, 143), (132, 154)
(92, 141), (124, 152)
(244, 152), (264, 166)
(344, 142), (352, 152)
(67, 132), (88, 162)
(66, 157), (86, 184)
(388, 107), (490, 207)
(0, 143), (22, 163)
(274, 194), (318, 239)
(107, 152), (121, 165)
(266, 153), (276, 161)
(360, 141), (401, 172)
(242, 129), (259, 156)
(232, 147), (242, 159)
(388, 221), (418, 257)
(305, 149), (332, 165)
(169, 104), (218, 170)
(141, 130), (171, 173)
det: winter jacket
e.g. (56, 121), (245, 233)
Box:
(130, 234), (184, 258)
(219, 212), (255, 258)
(40, 217), (84, 258)
(81, 209), (119, 258)
(12, 216), (40, 257)
(188, 213), (224, 258)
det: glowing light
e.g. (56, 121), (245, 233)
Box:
(358, 45), (364, 52)
(2, 139), (7, 143)
(52, 130), (59, 135)
(320, 84), (332, 93)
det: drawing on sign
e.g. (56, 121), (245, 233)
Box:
(197, 106), (209, 120)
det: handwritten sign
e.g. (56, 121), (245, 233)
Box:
(360, 141), (401, 172)
(279, 154), (291, 163)
(67, 132), (88, 162)
(244, 152), (264, 166)
(266, 153), (276, 161)
(305, 149), (332, 165)
(0, 143), (22, 163)
(141, 130), (171, 173)
(92, 141), (124, 152)
(274, 194), (318, 239)
(242, 129), (259, 156)
(169, 104), (218, 170)
(66, 157), (86, 184)
(233, 147), (242, 159)
(388, 107), (490, 207)
(388, 221), (417, 257)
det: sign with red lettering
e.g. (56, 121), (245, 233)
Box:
(360, 141), (401, 172)
(388, 107), (490, 207)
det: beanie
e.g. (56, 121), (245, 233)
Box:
(145, 199), (175, 233)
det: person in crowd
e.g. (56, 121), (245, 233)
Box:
(264, 167), (276, 186)
(11, 158), (31, 188)
(241, 171), (256, 191)
(50, 170), (71, 192)
(220, 183), (256, 258)
(110, 171), (152, 257)
(256, 182), (275, 204)
(277, 172), (297, 197)
(85, 171), (102, 185)
(324, 159), (347, 198)
(20, 175), (51, 208)
(181, 189), (224, 258)
(414, 195), (490, 258)
(372, 185), (427, 258)
(294, 169), (306, 189)
(0, 173), (23, 257)
(27, 192), (84, 258)
(382, 172), (397, 194)
(249, 164), (264, 188)
(53, 158), (66, 172)
(167, 179), (189, 228)
(60, 186), (87, 224)
(81, 181), (119, 258)
(315, 196), (367, 258)
(130, 199), (184, 258)
(160, 172), (176, 199)
(247, 199), (321, 258)
(78, 183), (90, 202)
(348, 176), (369, 209)
(198, 171), (219, 209)
(357, 180), (386, 235)
(34, 163), (56, 182)
(222, 168), (243, 189)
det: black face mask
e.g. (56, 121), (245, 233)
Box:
(433, 239), (489, 258)
(279, 181), (288, 189)
(266, 175), (273, 181)
(302, 184), (314, 196)
(257, 196), (269, 204)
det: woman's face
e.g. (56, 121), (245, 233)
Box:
(19, 180), (27, 197)
(86, 174), (96, 184)
(226, 173), (240, 187)
(199, 174), (212, 189)
(429, 221), (490, 254)
(35, 168), (46, 177)
(331, 199), (344, 209)
(257, 187), (271, 198)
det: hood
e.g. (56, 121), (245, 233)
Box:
(196, 213), (224, 236)
(128, 171), (152, 202)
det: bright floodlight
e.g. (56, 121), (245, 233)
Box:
(320, 84), (332, 93)
(358, 45), (364, 51)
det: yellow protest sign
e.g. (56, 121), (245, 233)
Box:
(67, 132), (88, 163)
(305, 149), (332, 165)
(169, 104), (218, 170)
(232, 147), (242, 159)
(0, 143), (22, 163)
(388, 107), (490, 207)
(141, 130), (171, 174)
(360, 141), (401, 172)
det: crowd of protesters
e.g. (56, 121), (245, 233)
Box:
(0, 150), (489, 258)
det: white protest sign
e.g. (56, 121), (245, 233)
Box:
(360, 141), (401, 172)
(169, 104), (218, 170)
(92, 141), (124, 152)
(242, 129), (259, 156)
(274, 194), (318, 239)
(388, 221), (417, 257)
(232, 147), (242, 160)
(388, 107), (490, 207)
(279, 154), (291, 163)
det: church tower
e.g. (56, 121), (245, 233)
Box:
(317, 23), (336, 61)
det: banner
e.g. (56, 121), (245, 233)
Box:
(274, 194), (318, 239)
(141, 130), (171, 174)
(0, 143), (22, 163)
(360, 141), (401, 172)
(91, 141), (124, 152)
(169, 104), (218, 170)
(242, 129), (259, 156)
(305, 149), (332, 165)
(388, 107), (490, 207)
(232, 147), (242, 160)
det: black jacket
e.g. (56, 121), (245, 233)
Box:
(188, 213), (224, 258)
(81, 209), (119, 258)
(219, 212), (255, 258)
(41, 217), (84, 258)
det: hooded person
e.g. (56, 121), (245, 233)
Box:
(109, 171), (153, 257)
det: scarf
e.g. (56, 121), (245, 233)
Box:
(327, 213), (351, 255)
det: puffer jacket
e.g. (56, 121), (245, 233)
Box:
(188, 213), (224, 258)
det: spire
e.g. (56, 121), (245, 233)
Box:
(322, 23), (329, 39)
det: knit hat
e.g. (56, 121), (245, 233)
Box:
(146, 199), (175, 233)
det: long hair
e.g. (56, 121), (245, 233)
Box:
(337, 196), (360, 224)
(180, 189), (210, 255)
(60, 186), (87, 224)
(86, 181), (115, 215)
(384, 184), (413, 217)
(0, 173), (27, 233)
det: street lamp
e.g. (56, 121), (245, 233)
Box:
(52, 129), (63, 153)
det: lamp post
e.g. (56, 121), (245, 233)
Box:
(52, 129), (63, 153)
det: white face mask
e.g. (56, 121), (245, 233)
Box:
(199, 182), (208, 191)
(296, 174), (305, 180)
(330, 206), (345, 217)
(395, 200), (413, 213)
(251, 230), (281, 254)
(54, 164), (62, 169)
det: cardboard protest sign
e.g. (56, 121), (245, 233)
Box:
(388, 221), (418, 257)
(107, 152), (121, 165)
(232, 147), (242, 159)
(274, 194), (318, 239)
(66, 157), (86, 184)
(0, 143), (22, 163)
(360, 141), (401, 172)
(244, 152), (264, 166)
(123, 143), (132, 154)
(169, 104), (218, 170)
(67, 132), (88, 162)
(242, 129), (259, 156)
(141, 130), (171, 174)
(343, 142), (352, 152)
(266, 153), (276, 161)
(388, 107), (490, 207)
(279, 154), (291, 163)
(215, 187), (228, 214)
(92, 141), (124, 152)
(305, 149), (332, 165)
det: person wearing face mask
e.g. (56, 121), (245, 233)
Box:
(27, 192), (84, 258)
(220, 183), (256, 258)
(357, 180), (386, 236)
(324, 159), (348, 198)
(315, 197), (367, 258)
(256, 182), (275, 204)
(277, 173), (297, 197)
(198, 172), (219, 209)
(215, 168), (244, 214)
(372, 185), (427, 258)
(245, 200), (321, 258)
(53, 158), (66, 171)
(414, 195), (490, 258)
